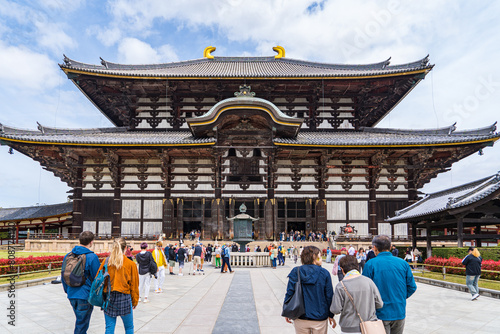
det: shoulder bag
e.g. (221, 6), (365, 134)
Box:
(281, 267), (305, 319)
(340, 281), (385, 334)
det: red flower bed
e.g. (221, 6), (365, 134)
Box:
(0, 249), (157, 275)
(424, 256), (500, 280)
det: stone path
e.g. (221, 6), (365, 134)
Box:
(1, 260), (500, 333)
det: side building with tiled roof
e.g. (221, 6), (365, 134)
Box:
(387, 172), (500, 255)
(1, 46), (498, 241)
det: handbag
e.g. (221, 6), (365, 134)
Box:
(332, 256), (339, 275)
(340, 281), (385, 334)
(281, 266), (305, 319)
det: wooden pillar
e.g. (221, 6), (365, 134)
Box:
(201, 198), (206, 240)
(72, 156), (84, 235)
(306, 199), (312, 234)
(161, 151), (173, 238)
(476, 225), (482, 247)
(42, 219), (46, 234)
(316, 200), (327, 233)
(211, 199), (224, 240)
(426, 221), (432, 258)
(163, 199), (174, 238)
(177, 199), (184, 238)
(229, 198), (235, 239)
(412, 223), (417, 250)
(16, 223), (19, 244)
(368, 157), (380, 236)
(266, 152), (276, 240)
(457, 217), (464, 248)
(254, 198), (260, 239)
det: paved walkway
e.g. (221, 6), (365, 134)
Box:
(1, 260), (500, 333)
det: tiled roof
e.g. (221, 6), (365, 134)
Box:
(0, 124), (215, 146)
(1, 123), (498, 147)
(274, 124), (499, 146)
(0, 202), (73, 222)
(59, 55), (433, 78)
(387, 172), (500, 223)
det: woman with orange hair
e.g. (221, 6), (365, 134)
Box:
(96, 238), (139, 334)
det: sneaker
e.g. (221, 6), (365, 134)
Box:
(158, 288), (163, 293)
(138, 298), (142, 302)
(170, 272), (175, 275)
(154, 290), (160, 293)
(143, 298), (150, 303)
(230, 271), (234, 274)
(178, 273), (183, 276)
(200, 269), (204, 272)
(472, 293), (480, 300)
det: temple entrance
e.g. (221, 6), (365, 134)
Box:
(183, 221), (201, 238)
(287, 222), (306, 233)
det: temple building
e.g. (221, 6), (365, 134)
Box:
(1, 46), (498, 240)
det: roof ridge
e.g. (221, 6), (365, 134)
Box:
(59, 54), (434, 72)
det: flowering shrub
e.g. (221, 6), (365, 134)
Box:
(424, 256), (500, 280)
(0, 250), (148, 275)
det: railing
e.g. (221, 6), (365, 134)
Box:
(0, 260), (64, 279)
(334, 234), (411, 242)
(27, 233), (167, 240)
(410, 262), (500, 282)
(229, 253), (271, 267)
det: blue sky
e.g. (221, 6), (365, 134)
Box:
(0, 0), (499, 208)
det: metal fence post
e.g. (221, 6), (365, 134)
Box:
(442, 266), (446, 280)
(48, 263), (52, 274)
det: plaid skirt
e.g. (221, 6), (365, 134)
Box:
(104, 291), (132, 317)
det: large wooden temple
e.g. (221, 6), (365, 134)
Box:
(1, 46), (498, 240)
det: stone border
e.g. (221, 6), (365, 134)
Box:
(414, 276), (500, 299)
(0, 276), (58, 292)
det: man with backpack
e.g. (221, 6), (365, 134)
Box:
(135, 242), (154, 303)
(61, 231), (101, 334)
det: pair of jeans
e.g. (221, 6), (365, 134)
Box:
(278, 253), (284, 265)
(221, 256), (232, 272)
(104, 302), (134, 334)
(271, 258), (277, 267)
(466, 275), (480, 296)
(69, 298), (94, 334)
(383, 319), (405, 334)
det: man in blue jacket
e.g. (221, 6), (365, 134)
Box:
(362, 235), (417, 334)
(62, 231), (101, 334)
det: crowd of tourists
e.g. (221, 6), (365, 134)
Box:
(61, 231), (483, 334)
(61, 231), (238, 333)
(279, 230), (332, 242)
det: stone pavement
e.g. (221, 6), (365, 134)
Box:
(1, 259), (500, 333)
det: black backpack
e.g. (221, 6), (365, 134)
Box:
(62, 252), (87, 287)
(149, 252), (158, 275)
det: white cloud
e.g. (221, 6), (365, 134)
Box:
(92, 26), (122, 47)
(35, 21), (77, 55)
(117, 37), (178, 64)
(0, 41), (60, 91)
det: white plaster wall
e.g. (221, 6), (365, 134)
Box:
(143, 222), (162, 235)
(378, 223), (392, 236)
(122, 199), (141, 219)
(122, 222), (141, 235)
(349, 201), (368, 220)
(327, 201), (346, 220)
(143, 200), (162, 219)
(98, 221), (112, 235)
(83, 221), (96, 233)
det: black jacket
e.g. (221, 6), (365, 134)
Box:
(168, 248), (177, 262)
(462, 254), (482, 276)
(135, 251), (153, 275)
